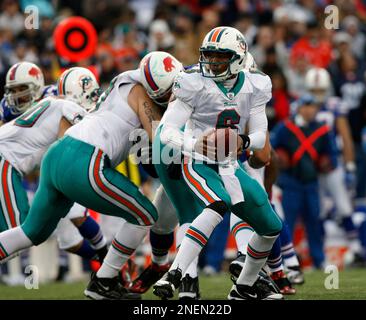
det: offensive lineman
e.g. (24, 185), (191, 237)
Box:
(0, 51), (182, 300)
(84, 51), (183, 299)
(0, 65), (100, 250)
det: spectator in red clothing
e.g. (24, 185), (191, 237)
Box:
(290, 21), (333, 68)
(272, 70), (292, 123)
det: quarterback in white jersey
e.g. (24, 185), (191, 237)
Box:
(154, 27), (283, 301)
(161, 62), (270, 161)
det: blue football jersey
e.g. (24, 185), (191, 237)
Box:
(316, 96), (348, 132)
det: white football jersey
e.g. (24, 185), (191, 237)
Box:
(172, 69), (272, 138)
(0, 96), (86, 175)
(65, 69), (142, 167)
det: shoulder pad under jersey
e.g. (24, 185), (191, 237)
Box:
(172, 70), (203, 106)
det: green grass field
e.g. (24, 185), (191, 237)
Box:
(0, 269), (365, 300)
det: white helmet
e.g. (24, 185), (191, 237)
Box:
(243, 51), (257, 70)
(140, 51), (183, 107)
(5, 62), (45, 114)
(199, 26), (248, 81)
(57, 67), (101, 110)
(305, 68), (331, 103)
(305, 68), (331, 91)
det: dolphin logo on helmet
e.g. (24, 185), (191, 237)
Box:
(80, 76), (93, 93)
(57, 67), (101, 111)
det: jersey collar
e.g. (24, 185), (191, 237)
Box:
(214, 71), (245, 100)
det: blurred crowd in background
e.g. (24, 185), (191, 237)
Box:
(0, 0), (366, 280)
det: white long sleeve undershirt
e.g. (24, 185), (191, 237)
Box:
(159, 99), (195, 152)
(247, 104), (268, 150)
(160, 98), (268, 153)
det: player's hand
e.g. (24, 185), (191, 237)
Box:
(195, 129), (244, 161)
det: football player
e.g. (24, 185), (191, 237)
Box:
(0, 63), (108, 263)
(1, 63), (108, 263)
(153, 27), (283, 300)
(54, 68), (108, 262)
(0, 66), (97, 235)
(0, 51), (182, 300)
(228, 56), (301, 293)
(132, 51), (296, 299)
(145, 54), (280, 299)
(0, 62), (57, 126)
(305, 67), (365, 264)
(83, 51), (183, 299)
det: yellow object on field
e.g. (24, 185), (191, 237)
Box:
(115, 154), (141, 187)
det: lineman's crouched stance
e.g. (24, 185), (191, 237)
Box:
(0, 53), (184, 300)
(0, 63), (108, 263)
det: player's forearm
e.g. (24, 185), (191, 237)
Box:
(263, 149), (279, 194)
(343, 145), (355, 165)
(248, 104), (268, 150)
(137, 97), (163, 141)
(248, 131), (266, 150)
(160, 125), (183, 149)
(249, 132), (271, 168)
(160, 99), (194, 152)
